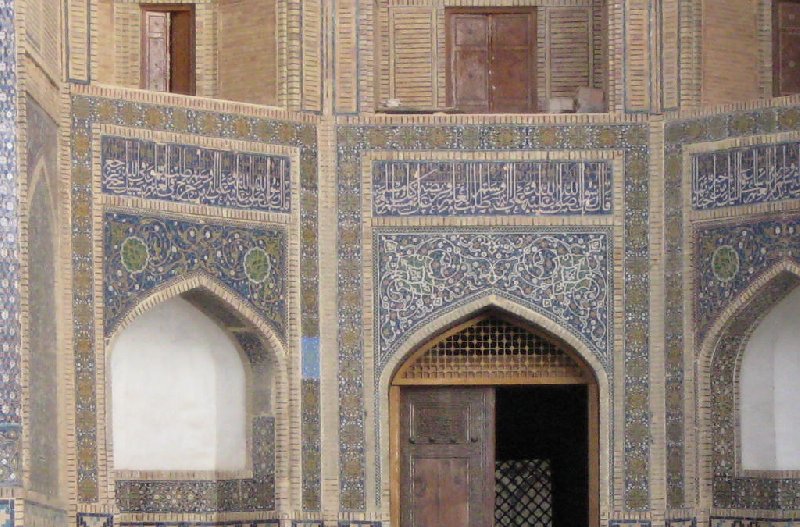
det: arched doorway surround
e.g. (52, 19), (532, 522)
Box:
(104, 272), (293, 512)
(697, 262), (800, 510)
(381, 298), (606, 527)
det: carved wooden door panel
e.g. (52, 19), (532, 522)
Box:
(776, 1), (800, 95)
(449, 14), (491, 112)
(400, 387), (495, 527)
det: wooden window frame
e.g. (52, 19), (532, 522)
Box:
(140, 4), (196, 95)
(445, 7), (538, 113)
(389, 310), (600, 527)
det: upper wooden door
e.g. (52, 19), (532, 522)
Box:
(775, 1), (800, 95)
(399, 387), (495, 527)
(447, 9), (537, 113)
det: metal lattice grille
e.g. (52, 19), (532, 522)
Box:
(397, 317), (583, 382)
(495, 459), (553, 527)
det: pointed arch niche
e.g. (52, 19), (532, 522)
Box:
(106, 275), (288, 512)
(699, 265), (800, 510)
(384, 306), (604, 527)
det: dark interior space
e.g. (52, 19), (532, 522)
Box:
(496, 385), (589, 527)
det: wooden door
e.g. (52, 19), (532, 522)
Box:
(775, 1), (800, 95)
(447, 9), (537, 113)
(399, 387), (495, 527)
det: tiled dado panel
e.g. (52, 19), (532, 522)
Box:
(69, 92), (321, 509)
(336, 121), (651, 511)
(0, 0), (21, 485)
(698, 215), (800, 510)
(664, 106), (800, 510)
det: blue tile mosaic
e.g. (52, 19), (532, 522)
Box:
(692, 141), (800, 210)
(694, 213), (800, 343)
(0, 0), (20, 455)
(302, 336), (320, 379)
(101, 135), (292, 213)
(373, 159), (613, 216)
(103, 212), (287, 342)
(374, 228), (613, 375)
(0, 501), (12, 527)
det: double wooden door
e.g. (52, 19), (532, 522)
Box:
(399, 387), (495, 527)
(447, 9), (537, 113)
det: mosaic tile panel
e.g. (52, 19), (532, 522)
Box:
(101, 135), (292, 213)
(374, 229), (613, 374)
(662, 106), (800, 509)
(373, 159), (613, 216)
(77, 514), (112, 527)
(103, 212), (287, 341)
(337, 122), (650, 511)
(117, 522), (279, 527)
(0, 501), (13, 527)
(665, 520), (696, 527)
(115, 416), (276, 512)
(70, 95), (320, 509)
(24, 502), (67, 527)
(693, 214), (800, 344)
(301, 379), (321, 508)
(0, 0), (21, 484)
(711, 519), (800, 527)
(692, 141), (800, 210)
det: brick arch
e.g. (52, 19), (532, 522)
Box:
(374, 292), (611, 520)
(697, 261), (800, 511)
(103, 270), (292, 513)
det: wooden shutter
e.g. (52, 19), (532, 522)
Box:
(547, 8), (592, 99)
(400, 387), (495, 527)
(775, 1), (800, 95)
(491, 12), (536, 112)
(390, 7), (438, 108)
(142, 10), (170, 91)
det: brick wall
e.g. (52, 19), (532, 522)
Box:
(217, 0), (278, 106)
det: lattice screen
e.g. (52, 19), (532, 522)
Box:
(395, 316), (584, 383)
(495, 459), (553, 527)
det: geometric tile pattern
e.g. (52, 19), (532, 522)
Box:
(692, 141), (800, 210)
(115, 416), (276, 512)
(609, 522), (651, 527)
(374, 228), (613, 373)
(0, 0), (21, 485)
(694, 213), (800, 344)
(373, 159), (613, 216)
(664, 106), (800, 509)
(101, 135), (292, 213)
(70, 95), (321, 509)
(337, 122), (650, 511)
(103, 211), (287, 341)
(77, 513), (112, 527)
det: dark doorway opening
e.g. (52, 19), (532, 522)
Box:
(496, 385), (589, 527)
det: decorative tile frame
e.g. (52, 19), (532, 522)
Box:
(0, 0), (21, 484)
(664, 104), (800, 514)
(335, 118), (650, 514)
(68, 87), (320, 512)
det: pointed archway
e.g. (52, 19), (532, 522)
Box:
(387, 308), (601, 527)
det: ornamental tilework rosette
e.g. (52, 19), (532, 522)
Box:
(666, 105), (800, 510)
(374, 229), (613, 374)
(70, 95), (321, 509)
(337, 123), (650, 512)
(0, 0), (21, 484)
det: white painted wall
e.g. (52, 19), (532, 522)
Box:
(111, 297), (247, 471)
(741, 285), (800, 471)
